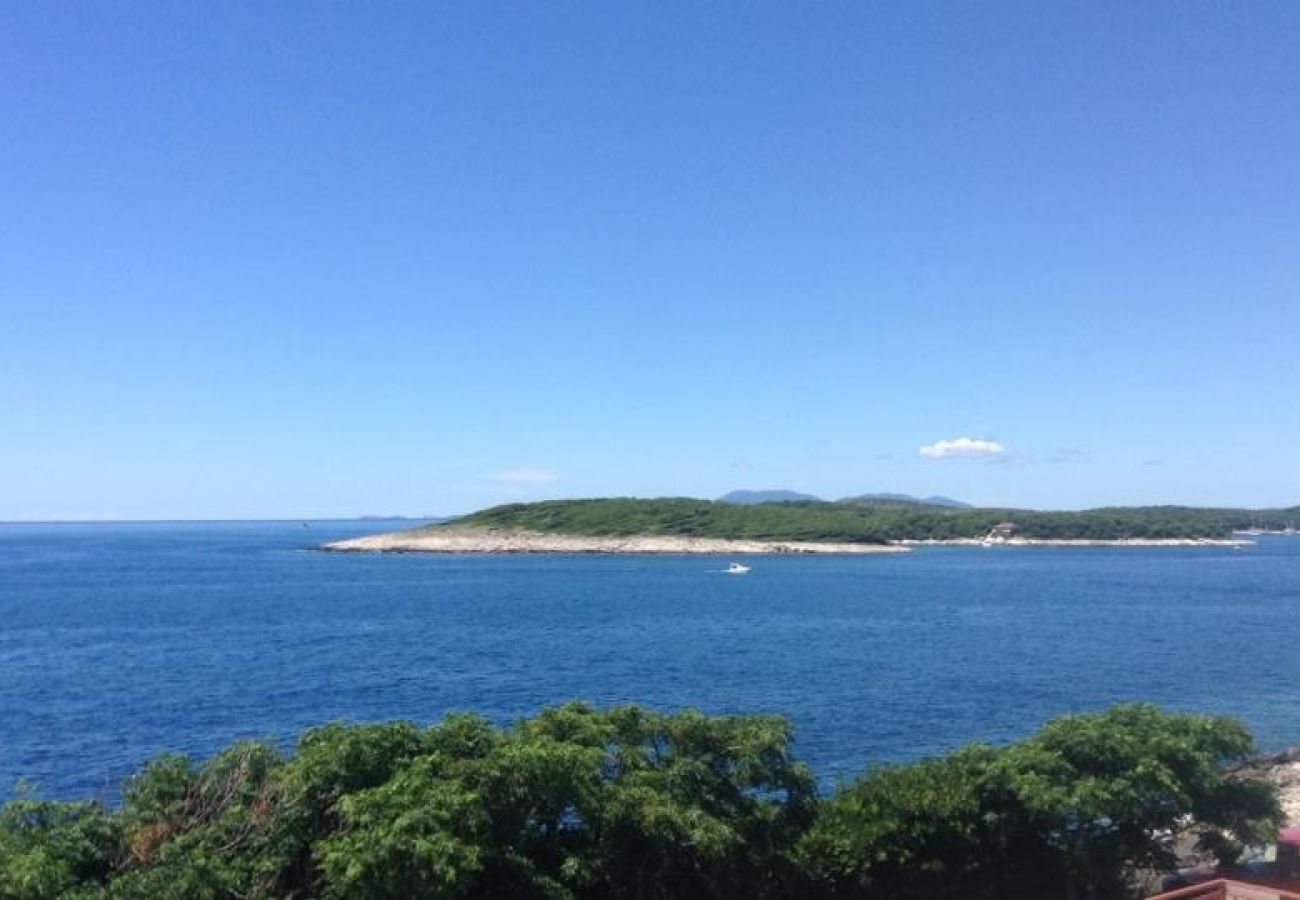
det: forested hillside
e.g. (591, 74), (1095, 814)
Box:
(437, 497), (1300, 542)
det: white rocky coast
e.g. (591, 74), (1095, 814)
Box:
(324, 526), (910, 555)
(326, 526), (1252, 555)
(898, 537), (1252, 547)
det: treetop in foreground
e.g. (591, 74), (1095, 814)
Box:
(0, 703), (1279, 899)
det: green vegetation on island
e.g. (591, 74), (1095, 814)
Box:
(433, 497), (1300, 543)
(0, 704), (1278, 899)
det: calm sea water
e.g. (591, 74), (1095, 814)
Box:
(2, 521), (1299, 800)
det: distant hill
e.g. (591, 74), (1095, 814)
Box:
(717, 490), (822, 505)
(718, 490), (969, 508)
(839, 493), (972, 509)
(416, 497), (1295, 542)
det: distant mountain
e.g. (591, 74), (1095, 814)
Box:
(717, 490), (969, 508)
(717, 489), (822, 505)
(839, 493), (972, 509)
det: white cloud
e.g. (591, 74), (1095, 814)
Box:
(918, 437), (1007, 460)
(490, 468), (559, 484)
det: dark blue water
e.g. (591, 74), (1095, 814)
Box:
(2, 521), (1299, 800)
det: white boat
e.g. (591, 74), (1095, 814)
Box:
(726, 562), (751, 575)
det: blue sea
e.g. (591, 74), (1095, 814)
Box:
(2, 520), (1299, 801)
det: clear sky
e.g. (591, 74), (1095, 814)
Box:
(3, 2), (1298, 519)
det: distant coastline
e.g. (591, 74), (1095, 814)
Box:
(324, 526), (1250, 554)
(897, 537), (1250, 548)
(322, 496), (1278, 554)
(323, 526), (908, 555)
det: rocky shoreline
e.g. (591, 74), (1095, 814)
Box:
(325, 527), (1250, 555)
(1234, 748), (1300, 826)
(323, 526), (909, 555)
(899, 537), (1251, 547)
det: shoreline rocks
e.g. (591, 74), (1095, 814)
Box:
(1233, 748), (1300, 826)
(898, 537), (1251, 547)
(323, 527), (909, 555)
(325, 527), (1249, 555)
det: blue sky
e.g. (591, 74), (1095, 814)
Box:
(3, 2), (1298, 519)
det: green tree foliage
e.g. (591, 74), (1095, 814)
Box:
(796, 745), (1027, 899)
(439, 497), (1300, 543)
(991, 705), (1279, 899)
(0, 704), (1279, 899)
(800, 704), (1280, 900)
(450, 498), (892, 543)
(0, 791), (122, 899)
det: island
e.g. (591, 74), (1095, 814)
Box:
(322, 497), (1294, 553)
